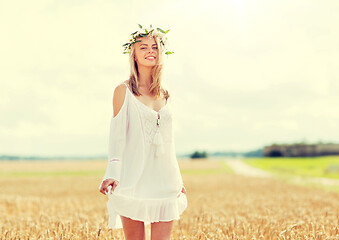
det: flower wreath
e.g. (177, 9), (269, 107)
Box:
(122, 24), (174, 55)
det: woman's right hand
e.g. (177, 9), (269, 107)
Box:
(99, 178), (119, 195)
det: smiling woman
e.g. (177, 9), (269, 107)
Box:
(134, 40), (159, 68)
(141, 44), (158, 61)
(98, 24), (187, 240)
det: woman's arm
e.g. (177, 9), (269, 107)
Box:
(99, 83), (128, 194)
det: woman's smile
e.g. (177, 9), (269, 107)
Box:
(145, 56), (156, 61)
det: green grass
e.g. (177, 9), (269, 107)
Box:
(0, 160), (234, 178)
(181, 161), (234, 175)
(221, 160), (235, 174)
(243, 156), (339, 179)
(0, 170), (104, 178)
(1, 169), (228, 178)
(274, 172), (339, 193)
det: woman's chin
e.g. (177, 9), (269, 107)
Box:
(140, 62), (157, 67)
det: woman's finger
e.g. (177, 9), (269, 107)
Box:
(177, 186), (186, 198)
(99, 182), (105, 194)
(110, 180), (119, 194)
(101, 184), (107, 195)
(110, 182), (114, 194)
(100, 180), (110, 195)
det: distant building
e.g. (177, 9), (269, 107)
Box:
(263, 143), (339, 157)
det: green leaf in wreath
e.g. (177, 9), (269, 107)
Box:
(156, 28), (166, 33)
(165, 51), (174, 55)
(138, 24), (143, 29)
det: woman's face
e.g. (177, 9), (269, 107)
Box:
(134, 37), (159, 67)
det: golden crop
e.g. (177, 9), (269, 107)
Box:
(0, 159), (338, 239)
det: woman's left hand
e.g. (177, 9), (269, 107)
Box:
(177, 186), (186, 198)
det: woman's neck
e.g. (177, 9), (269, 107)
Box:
(137, 65), (153, 87)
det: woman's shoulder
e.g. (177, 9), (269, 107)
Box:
(112, 81), (129, 118)
(114, 80), (130, 95)
(113, 83), (127, 98)
(116, 80), (129, 89)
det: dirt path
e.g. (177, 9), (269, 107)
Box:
(224, 158), (272, 178)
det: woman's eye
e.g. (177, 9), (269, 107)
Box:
(140, 47), (157, 50)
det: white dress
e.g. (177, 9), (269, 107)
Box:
(99, 82), (187, 229)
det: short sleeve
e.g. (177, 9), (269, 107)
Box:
(101, 86), (129, 184)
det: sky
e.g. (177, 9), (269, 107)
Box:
(1, 0), (338, 157)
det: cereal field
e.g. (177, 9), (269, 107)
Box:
(0, 159), (339, 239)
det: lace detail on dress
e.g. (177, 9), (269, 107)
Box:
(123, 82), (173, 156)
(144, 113), (160, 144)
(158, 110), (173, 143)
(136, 101), (173, 145)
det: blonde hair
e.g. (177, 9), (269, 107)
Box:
(127, 36), (170, 100)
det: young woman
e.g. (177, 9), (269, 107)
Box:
(99, 25), (187, 240)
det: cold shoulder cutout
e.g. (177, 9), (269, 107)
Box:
(113, 84), (128, 119)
